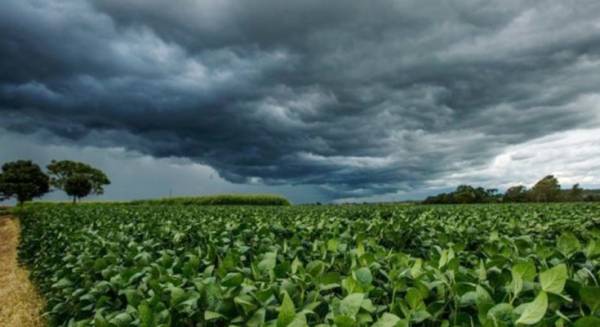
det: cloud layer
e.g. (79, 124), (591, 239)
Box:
(2, 0), (600, 200)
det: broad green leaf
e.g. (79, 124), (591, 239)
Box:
(410, 259), (423, 278)
(234, 295), (257, 315)
(204, 283), (221, 309)
(539, 264), (568, 294)
(360, 299), (376, 313)
(169, 286), (186, 306)
(411, 310), (431, 323)
(580, 286), (600, 314)
(475, 285), (493, 306)
(258, 252), (277, 272)
(478, 260), (487, 281)
(222, 272), (244, 287)
(511, 273), (523, 298)
(339, 293), (364, 318)
(306, 260), (325, 277)
(93, 313), (110, 327)
(204, 311), (224, 321)
(277, 291), (296, 327)
(476, 285), (494, 323)
(516, 291), (548, 325)
(138, 302), (154, 327)
(406, 288), (424, 310)
(512, 260), (537, 282)
(247, 308), (266, 327)
(585, 240), (600, 258)
(341, 276), (360, 295)
(52, 278), (73, 289)
(438, 250), (449, 268)
(334, 315), (356, 327)
(373, 313), (408, 327)
(110, 312), (133, 327)
(291, 257), (302, 274)
(318, 271), (341, 289)
(557, 232), (580, 256)
(355, 242), (365, 257)
(288, 313), (308, 327)
(354, 267), (373, 285)
(490, 231), (500, 241)
(459, 291), (477, 306)
(357, 312), (373, 324)
(120, 288), (142, 307)
(327, 239), (339, 252)
(487, 303), (513, 325)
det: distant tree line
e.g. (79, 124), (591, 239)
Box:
(0, 160), (110, 205)
(423, 175), (600, 204)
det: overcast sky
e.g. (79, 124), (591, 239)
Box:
(1, 0), (600, 203)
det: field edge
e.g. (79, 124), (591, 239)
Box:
(0, 215), (46, 327)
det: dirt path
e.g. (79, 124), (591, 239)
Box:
(0, 215), (45, 327)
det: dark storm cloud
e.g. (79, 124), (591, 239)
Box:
(2, 0), (600, 199)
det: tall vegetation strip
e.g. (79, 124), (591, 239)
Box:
(0, 215), (45, 327)
(129, 194), (291, 206)
(424, 175), (600, 204)
(18, 203), (600, 326)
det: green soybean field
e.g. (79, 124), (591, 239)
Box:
(17, 204), (600, 327)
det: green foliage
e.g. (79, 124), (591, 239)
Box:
(64, 175), (93, 201)
(582, 189), (600, 202)
(423, 185), (501, 204)
(0, 160), (49, 205)
(504, 185), (528, 203)
(580, 286), (600, 314)
(515, 291), (547, 325)
(47, 160), (110, 202)
(575, 316), (600, 327)
(17, 203), (600, 326)
(277, 291), (296, 327)
(129, 194), (291, 206)
(425, 175), (600, 204)
(530, 175), (561, 202)
(568, 183), (585, 202)
(539, 264), (567, 294)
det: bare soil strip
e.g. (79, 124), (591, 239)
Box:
(0, 215), (45, 327)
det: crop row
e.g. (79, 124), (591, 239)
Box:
(17, 204), (600, 326)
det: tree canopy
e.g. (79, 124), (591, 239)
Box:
(529, 175), (561, 202)
(47, 160), (110, 203)
(423, 185), (501, 204)
(504, 185), (528, 203)
(64, 175), (93, 201)
(568, 183), (584, 202)
(0, 160), (50, 205)
(424, 175), (597, 204)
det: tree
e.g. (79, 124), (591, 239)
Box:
(423, 192), (453, 204)
(47, 160), (110, 203)
(568, 183), (584, 202)
(424, 185), (501, 204)
(504, 185), (528, 203)
(64, 175), (92, 202)
(529, 175), (561, 202)
(485, 189), (503, 203)
(454, 185), (477, 203)
(0, 160), (50, 205)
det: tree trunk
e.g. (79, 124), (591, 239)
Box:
(72, 196), (76, 204)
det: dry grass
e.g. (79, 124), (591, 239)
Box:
(0, 215), (46, 327)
